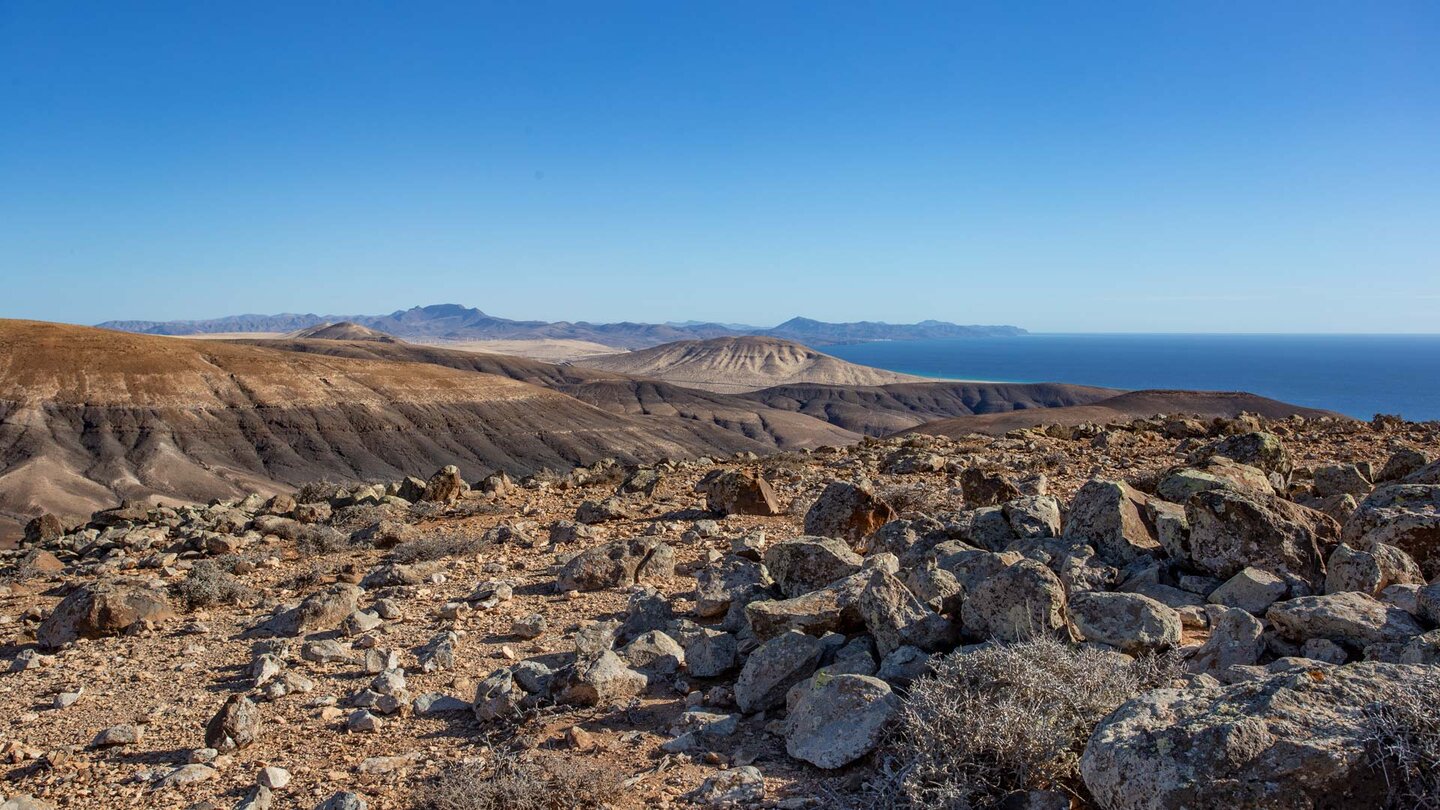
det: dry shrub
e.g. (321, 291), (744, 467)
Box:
(294, 525), (351, 556)
(178, 558), (255, 609)
(890, 636), (1174, 809)
(414, 751), (613, 810)
(1363, 669), (1440, 809)
(389, 534), (486, 564)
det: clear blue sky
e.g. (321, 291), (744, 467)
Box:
(2, 2), (1436, 332)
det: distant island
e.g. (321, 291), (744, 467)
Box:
(96, 303), (1027, 349)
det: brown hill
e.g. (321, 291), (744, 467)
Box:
(286, 321), (398, 342)
(0, 321), (850, 535)
(226, 337), (864, 450)
(905, 389), (1342, 437)
(575, 336), (932, 393)
(744, 381), (1123, 436)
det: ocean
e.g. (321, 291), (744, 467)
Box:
(823, 333), (1440, 422)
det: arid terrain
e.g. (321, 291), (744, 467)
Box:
(0, 409), (1437, 810)
(4, 316), (1437, 810)
(576, 337), (935, 394)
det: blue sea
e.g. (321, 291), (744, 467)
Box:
(824, 334), (1440, 422)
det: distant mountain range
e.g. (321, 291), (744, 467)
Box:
(96, 304), (1026, 349)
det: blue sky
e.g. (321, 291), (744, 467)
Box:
(2, 2), (1436, 332)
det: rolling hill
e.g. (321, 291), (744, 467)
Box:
(574, 336), (934, 393)
(0, 320), (851, 537)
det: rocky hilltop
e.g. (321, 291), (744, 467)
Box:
(1, 412), (1438, 808)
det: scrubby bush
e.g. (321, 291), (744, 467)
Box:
(178, 558), (254, 609)
(413, 751), (613, 810)
(294, 480), (342, 504)
(888, 636), (1177, 809)
(388, 533), (486, 564)
(1363, 669), (1440, 809)
(294, 525), (352, 556)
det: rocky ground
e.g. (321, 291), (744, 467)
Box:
(1, 412), (1439, 810)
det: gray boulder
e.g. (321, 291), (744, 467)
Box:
(763, 537), (862, 598)
(1184, 489), (1336, 588)
(1207, 567), (1288, 615)
(555, 538), (674, 592)
(1081, 663), (1427, 809)
(961, 560), (1070, 643)
(1266, 592), (1424, 649)
(1063, 480), (1161, 565)
(784, 674), (899, 768)
(857, 569), (956, 657)
(38, 579), (174, 649)
(1069, 591), (1181, 654)
(734, 630), (823, 713)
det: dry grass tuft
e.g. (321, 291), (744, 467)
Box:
(413, 751), (614, 810)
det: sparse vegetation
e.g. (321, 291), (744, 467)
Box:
(888, 637), (1176, 809)
(413, 752), (614, 810)
(388, 534), (487, 564)
(178, 558), (255, 609)
(1363, 670), (1440, 809)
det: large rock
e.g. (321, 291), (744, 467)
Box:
(1314, 464), (1373, 500)
(1324, 543), (1423, 597)
(1266, 592), (1424, 649)
(857, 570), (955, 657)
(420, 465), (468, 504)
(472, 667), (522, 721)
(1184, 489), (1336, 588)
(694, 555), (773, 618)
(784, 674), (899, 768)
(1069, 591), (1181, 655)
(763, 537), (862, 598)
(1003, 495), (1062, 539)
(560, 649), (648, 707)
(1188, 431), (1293, 477)
(247, 584), (360, 638)
(204, 694), (260, 752)
(803, 481), (896, 545)
(1081, 663), (1428, 809)
(1207, 566), (1288, 615)
(1156, 457), (1275, 503)
(556, 538), (674, 592)
(696, 470), (782, 516)
(959, 468), (1022, 507)
(1187, 606), (1265, 677)
(38, 579), (174, 649)
(1062, 480), (1161, 565)
(734, 630), (823, 713)
(960, 560), (1070, 643)
(745, 573), (867, 640)
(23, 513), (64, 545)
(1343, 483), (1440, 578)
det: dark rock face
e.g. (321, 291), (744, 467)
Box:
(1184, 489), (1337, 588)
(24, 514), (64, 545)
(803, 481), (896, 545)
(696, 470), (783, 516)
(37, 579), (174, 649)
(205, 694), (261, 752)
(959, 468), (1022, 507)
